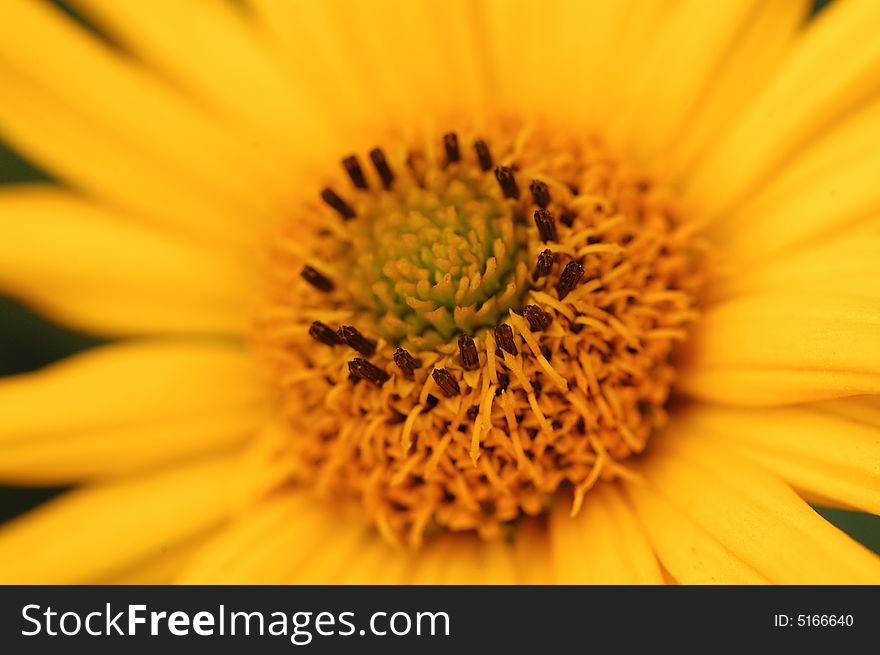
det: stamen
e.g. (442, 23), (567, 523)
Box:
(530, 180), (551, 209)
(342, 155), (368, 189)
(494, 324), (518, 356)
(494, 165), (520, 199)
(458, 334), (480, 370)
(393, 347), (422, 380)
(523, 304), (552, 331)
(369, 147), (395, 189)
(560, 208), (577, 227)
(337, 325), (377, 356)
(432, 368), (461, 397)
(308, 321), (341, 346)
(534, 209), (558, 243)
(300, 265), (334, 292)
(532, 249), (555, 281)
(556, 260), (585, 300)
(348, 358), (390, 386)
(443, 132), (460, 165)
(321, 188), (356, 219)
(474, 139), (493, 171)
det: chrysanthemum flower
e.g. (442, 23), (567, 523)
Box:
(0, 0), (878, 584)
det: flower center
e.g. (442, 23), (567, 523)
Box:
(258, 120), (708, 547)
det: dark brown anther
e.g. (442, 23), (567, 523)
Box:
(342, 155), (368, 189)
(392, 347), (422, 380)
(556, 260), (585, 300)
(309, 321), (341, 346)
(369, 147), (394, 189)
(337, 325), (377, 356)
(432, 368), (461, 397)
(443, 132), (460, 165)
(532, 249), (556, 281)
(534, 209), (558, 243)
(348, 358), (390, 386)
(300, 265), (334, 292)
(530, 180), (551, 209)
(559, 208), (577, 226)
(523, 304), (552, 331)
(494, 165), (520, 199)
(474, 139), (493, 171)
(494, 324), (518, 356)
(321, 187), (355, 219)
(458, 334), (480, 371)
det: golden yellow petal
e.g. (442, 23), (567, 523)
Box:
(0, 0), (279, 238)
(609, 0), (762, 164)
(0, 340), (265, 483)
(71, 0), (341, 160)
(0, 67), (256, 248)
(0, 185), (259, 336)
(95, 530), (216, 584)
(685, 0), (880, 220)
(678, 401), (880, 515)
(0, 453), (243, 584)
(679, 293), (880, 405)
(549, 483), (663, 584)
(626, 428), (880, 584)
(713, 224), (880, 300)
(178, 489), (522, 584)
(662, 0), (810, 178)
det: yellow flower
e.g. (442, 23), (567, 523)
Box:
(0, 0), (879, 584)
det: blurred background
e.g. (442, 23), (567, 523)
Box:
(0, 0), (876, 555)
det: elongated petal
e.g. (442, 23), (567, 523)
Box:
(685, 0), (880, 220)
(626, 429), (880, 584)
(71, 0), (340, 160)
(609, 0), (761, 163)
(662, 0), (810, 178)
(678, 293), (880, 405)
(0, 186), (259, 336)
(549, 483), (662, 584)
(679, 402), (880, 515)
(0, 453), (243, 583)
(0, 340), (265, 483)
(179, 490), (520, 584)
(0, 0), (276, 243)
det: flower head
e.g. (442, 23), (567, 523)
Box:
(0, 0), (879, 584)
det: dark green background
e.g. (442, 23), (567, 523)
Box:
(0, 0), (877, 557)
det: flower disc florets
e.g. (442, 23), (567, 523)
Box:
(258, 120), (708, 546)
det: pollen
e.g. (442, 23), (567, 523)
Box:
(256, 119), (709, 546)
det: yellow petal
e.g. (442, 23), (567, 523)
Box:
(71, 0), (340, 161)
(95, 530), (216, 584)
(678, 293), (880, 405)
(0, 452), (243, 583)
(0, 340), (265, 484)
(713, 224), (880, 300)
(487, 0), (638, 122)
(0, 185), (259, 336)
(0, 0), (277, 242)
(609, 0), (762, 164)
(685, 0), (880, 220)
(662, 0), (810, 179)
(0, 67), (256, 248)
(678, 401), (880, 515)
(549, 482), (662, 584)
(626, 428), (880, 584)
(719, 146), (880, 264)
(179, 490), (520, 584)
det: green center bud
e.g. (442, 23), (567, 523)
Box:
(343, 161), (531, 350)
